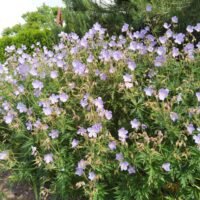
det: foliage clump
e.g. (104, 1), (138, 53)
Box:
(0, 15), (200, 199)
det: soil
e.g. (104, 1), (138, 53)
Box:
(0, 172), (35, 200)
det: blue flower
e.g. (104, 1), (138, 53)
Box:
(49, 94), (59, 104)
(108, 141), (117, 150)
(193, 134), (200, 145)
(172, 47), (179, 57)
(94, 97), (104, 110)
(120, 161), (129, 171)
(32, 80), (43, 90)
(59, 93), (69, 103)
(123, 74), (133, 88)
(187, 124), (195, 134)
(80, 94), (89, 108)
(17, 102), (27, 113)
(43, 107), (52, 116)
(130, 118), (140, 130)
(116, 153), (124, 161)
(44, 153), (53, 164)
(121, 23), (129, 32)
(3, 112), (14, 124)
(154, 56), (166, 67)
(195, 23), (200, 32)
(88, 172), (96, 181)
(163, 23), (171, 29)
(127, 60), (136, 71)
(186, 25), (194, 33)
(118, 128), (128, 142)
(104, 110), (112, 120)
(0, 151), (9, 160)
(171, 16), (178, 23)
(162, 162), (171, 172)
(49, 130), (59, 139)
(87, 123), (102, 138)
(173, 33), (185, 44)
(128, 166), (136, 174)
(77, 127), (87, 136)
(112, 51), (123, 61)
(170, 112), (179, 122)
(72, 60), (86, 75)
(144, 87), (154, 96)
(71, 139), (79, 148)
(196, 92), (200, 102)
(75, 167), (84, 176)
(146, 5), (152, 12)
(157, 46), (166, 56)
(158, 88), (169, 101)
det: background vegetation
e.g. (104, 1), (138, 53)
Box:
(0, 4), (61, 63)
(1, 0), (200, 63)
(62, 0), (200, 35)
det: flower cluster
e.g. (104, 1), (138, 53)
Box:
(0, 16), (200, 199)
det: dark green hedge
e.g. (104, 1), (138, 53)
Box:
(0, 29), (56, 63)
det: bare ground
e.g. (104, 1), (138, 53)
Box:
(0, 172), (35, 200)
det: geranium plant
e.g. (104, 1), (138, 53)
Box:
(0, 16), (200, 200)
